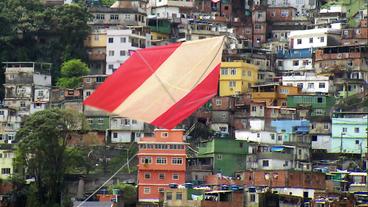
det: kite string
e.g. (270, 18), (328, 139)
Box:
(135, 50), (177, 104)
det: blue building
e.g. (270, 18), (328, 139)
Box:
(271, 120), (310, 143)
(330, 117), (368, 154)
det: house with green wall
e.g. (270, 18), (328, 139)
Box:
(0, 145), (14, 180)
(197, 138), (248, 176)
(287, 95), (335, 117)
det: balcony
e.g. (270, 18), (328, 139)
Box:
(315, 52), (362, 61)
(256, 152), (293, 160)
(251, 92), (277, 100)
(88, 53), (106, 61)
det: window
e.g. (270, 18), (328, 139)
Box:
(108, 64), (114, 70)
(230, 68), (237, 75)
(262, 160), (269, 167)
(319, 83), (325, 88)
(271, 134), (275, 140)
(176, 192), (183, 200)
(355, 128), (360, 133)
(124, 14), (130, 19)
(172, 157), (183, 165)
(221, 68), (228, 75)
(144, 187), (150, 194)
(309, 38), (313, 43)
(297, 83), (303, 88)
(96, 14), (105, 20)
(248, 71), (252, 76)
(308, 83), (314, 89)
(317, 97), (323, 103)
(281, 10), (289, 17)
(98, 118), (104, 124)
(158, 188), (164, 192)
(320, 37), (325, 42)
(278, 135), (282, 141)
(141, 157), (152, 164)
(159, 173), (165, 180)
(144, 173), (151, 179)
(0, 111), (4, 116)
(110, 14), (119, 20)
(124, 119), (130, 126)
(303, 60), (309, 66)
(38, 90), (44, 97)
(298, 149), (302, 155)
(156, 157), (167, 164)
(323, 123), (329, 129)
(120, 50), (126, 56)
(113, 133), (118, 138)
(108, 37), (113, 43)
(251, 106), (257, 112)
(108, 50), (114, 56)
(255, 24), (262, 30)
(120, 37), (126, 43)
(257, 133), (260, 138)
(297, 39), (302, 44)
(293, 60), (299, 66)
(312, 135), (317, 141)
(342, 127), (347, 132)
(1, 168), (10, 175)
(161, 132), (168, 137)
(356, 140), (360, 144)
(172, 174), (179, 180)
(132, 120), (137, 125)
(94, 35), (99, 41)
(250, 194), (256, 202)
(215, 99), (222, 106)
(229, 81), (236, 87)
(217, 154), (222, 160)
(166, 192), (172, 200)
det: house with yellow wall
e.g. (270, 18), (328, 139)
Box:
(84, 30), (107, 74)
(0, 147), (14, 180)
(219, 61), (258, 97)
(251, 83), (301, 106)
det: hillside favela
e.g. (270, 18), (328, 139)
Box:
(0, 0), (368, 206)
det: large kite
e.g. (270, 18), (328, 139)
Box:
(84, 36), (225, 129)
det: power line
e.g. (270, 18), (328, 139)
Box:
(76, 153), (137, 207)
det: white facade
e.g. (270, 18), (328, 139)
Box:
(151, 7), (180, 19)
(34, 88), (50, 102)
(311, 135), (331, 150)
(273, 188), (316, 199)
(277, 58), (313, 72)
(111, 131), (142, 143)
(106, 29), (151, 75)
(289, 28), (340, 49)
(235, 130), (278, 144)
(282, 74), (334, 94)
(30, 103), (48, 114)
(267, 0), (317, 15)
(257, 159), (293, 170)
(210, 123), (229, 134)
(249, 119), (265, 131)
(110, 116), (144, 143)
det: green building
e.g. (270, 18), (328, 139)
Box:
(86, 116), (110, 131)
(197, 138), (248, 176)
(287, 95), (335, 117)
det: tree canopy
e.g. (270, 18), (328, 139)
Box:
(15, 109), (88, 206)
(57, 59), (90, 88)
(0, 0), (92, 85)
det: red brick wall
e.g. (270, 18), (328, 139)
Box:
(266, 7), (295, 22)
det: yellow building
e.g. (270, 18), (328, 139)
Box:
(219, 61), (258, 97)
(84, 30), (107, 74)
(0, 148), (14, 180)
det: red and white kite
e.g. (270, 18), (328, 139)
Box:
(84, 36), (224, 129)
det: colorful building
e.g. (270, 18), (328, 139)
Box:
(287, 95), (336, 117)
(219, 61), (258, 97)
(0, 146), (14, 180)
(330, 116), (368, 154)
(137, 129), (187, 203)
(84, 30), (107, 74)
(251, 83), (300, 106)
(197, 138), (248, 176)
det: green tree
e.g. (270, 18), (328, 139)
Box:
(57, 59), (90, 88)
(108, 183), (137, 207)
(0, 0), (92, 86)
(15, 109), (88, 206)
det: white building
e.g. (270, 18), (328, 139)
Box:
(106, 28), (151, 74)
(282, 74), (334, 94)
(148, 0), (193, 19)
(110, 116), (144, 143)
(311, 134), (331, 150)
(235, 130), (279, 144)
(289, 28), (340, 49)
(267, 0), (317, 15)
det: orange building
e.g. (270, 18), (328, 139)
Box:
(137, 129), (187, 203)
(251, 83), (300, 106)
